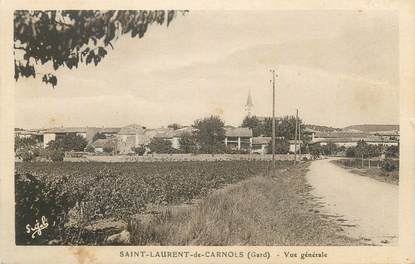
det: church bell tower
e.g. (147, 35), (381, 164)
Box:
(245, 89), (254, 117)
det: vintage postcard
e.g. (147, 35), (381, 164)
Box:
(1, 0), (414, 263)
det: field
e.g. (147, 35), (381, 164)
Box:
(15, 160), (359, 246)
(15, 160), (283, 245)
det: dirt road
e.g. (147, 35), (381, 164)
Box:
(306, 158), (398, 245)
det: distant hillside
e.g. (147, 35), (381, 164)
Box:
(305, 124), (341, 132)
(343, 124), (399, 132)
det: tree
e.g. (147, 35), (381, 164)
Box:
(92, 132), (106, 142)
(266, 138), (290, 154)
(345, 140), (382, 158)
(250, 115), (304, 140)
(14, 10), (187, 87)
(132, 146), (146, 156)
(193, 115), (225, 153)
(178, 132), (197, 153)
(15, 136), (41, 161)
(276, 115), (304, 140)
(385, 145), (399, 158)
(309, 143), (323, 159)
(85, 145), (95, 153)
(321, 142), (338, 156)
(148, 138), (175, 154)
(241, 115), (261, 137)
(47, 134), (88, 152)
(103, 146), (114, 154)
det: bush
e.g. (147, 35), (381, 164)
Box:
(49, 149), (65, 161)
(92, 132), (106, 142)
(103, 146), (114, 154)
(199, 143), (225, 154)
(148, 138), (176, 154)
(385, 145), (399, 158)
(132, 146), (146, 156)
(266, 139), (290, 154)
(15, 173), (74, 244)
(382, 159), (398, 172)
(179, 132), (197, 153)
(15, 136), (40, 162)
(85, 145), (95, 153)
(47, 134), (87, 152)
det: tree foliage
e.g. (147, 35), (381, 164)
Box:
(241, 116), (261, 137)
(266, 138), (290, 154)
(47, 134), (88, 152)
(241, 115), (304, 140)
(92, 132), (106, 142)
(14, 10), (187, 87)
(193, 116), (225, 153)
(385, 145), (399, 158)
(178, 132), (197, 153)
(132, 146), (146, 156)
(148, 138), (176, 154)
(15, 172), (75, 244)
(15, 136), (41, 161)
(345, 140), (383, 158)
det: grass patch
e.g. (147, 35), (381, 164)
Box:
(128, 163), (359, 246)
(331, 160), (399, 185)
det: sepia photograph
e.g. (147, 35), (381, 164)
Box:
(11, 9), (401, 248)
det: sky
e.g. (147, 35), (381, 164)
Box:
(15, 10), (399, 129)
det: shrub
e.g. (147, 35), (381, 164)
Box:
(385, 145), (399, 158)
(15, 173), (74, 244)
(148, 138), (175, 154)
(15, 136), (40, 162)
(92, 132), (106, 142)
(85, 145), (95, 153)
(103, 146), (114, 154)
(266, 139), (290, 154)
(47, 134), (87, 152)
(132, 146), (146, 156)
(178, 132), (197, 153)
(382, 159), (398, 172)
(49, 149), (65, 161)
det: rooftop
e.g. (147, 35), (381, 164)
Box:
(252, 136), (271, 145)
(225, 127), (253, 138)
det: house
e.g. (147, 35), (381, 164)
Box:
(43, 127), (89, 148)
(170, 126), (197, 149)
(87, 127), (121, 142)
(149, 126), (197, 149)
(310, 130), (398, 147)
(90, 138), (117, 153)
(288, 140), (303, 153)
(251, 136), (271, 154)
(116, 124), (147, 154)
(15, 129), (44, 145)
(224, 127), (253, 150)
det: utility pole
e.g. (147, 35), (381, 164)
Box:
(270, 69), (276, 177)
(298, 109), (301, 157)
(294, 109), (298, 165)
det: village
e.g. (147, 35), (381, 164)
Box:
(14, 91), (399, 162)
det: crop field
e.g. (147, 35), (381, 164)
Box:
(15, 160), (289, 245)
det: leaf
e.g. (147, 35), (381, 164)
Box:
(167, 11), (175, 26)
(86, 50), (94, 65)
(97, 47), (107, 58)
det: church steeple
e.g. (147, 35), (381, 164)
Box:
(245, 89), (254, 117)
